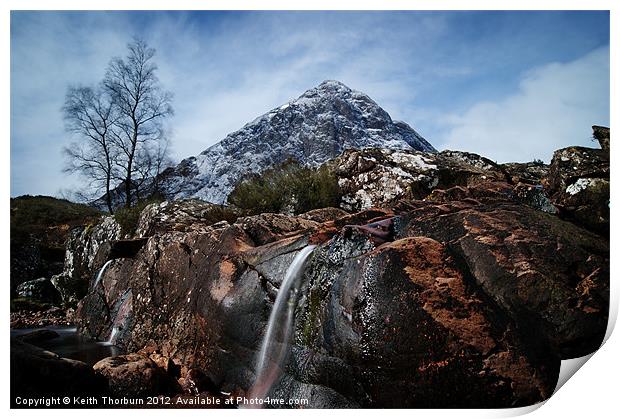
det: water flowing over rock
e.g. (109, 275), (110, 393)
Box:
(250, 245), (316, 403)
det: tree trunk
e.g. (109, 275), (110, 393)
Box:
(105, 174), (114, 214)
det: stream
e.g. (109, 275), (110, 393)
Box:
(11, 325), (121, 366)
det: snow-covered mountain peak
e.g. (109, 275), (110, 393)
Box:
(160, 80), (436, 204)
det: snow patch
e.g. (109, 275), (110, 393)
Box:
(566, 178), (606, 195)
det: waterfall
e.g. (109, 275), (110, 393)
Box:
(103, 290), (132, 346)
(93, 259), (113, 289)
(103, 326), (120, 346)
(248, 245), (316, 404)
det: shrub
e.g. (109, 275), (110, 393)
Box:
(228, 161), (341, 215)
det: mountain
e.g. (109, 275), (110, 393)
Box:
(158, 80), (436, 204)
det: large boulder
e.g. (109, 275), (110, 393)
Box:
(398, 192), (608, 358)
(544, 145), (609, 234)
(331, 148), (508, 211)
(93, 353), (177, 398)
(73, 190), (607, 407)
(288, 234), (557, 407)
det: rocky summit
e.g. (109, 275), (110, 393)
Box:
(157, 80), (435, 204)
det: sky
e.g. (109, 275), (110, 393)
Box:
(10, 10), (610, 197)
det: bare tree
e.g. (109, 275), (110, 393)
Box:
(104, 39), (174, 208)
(62, 86), (117, 213)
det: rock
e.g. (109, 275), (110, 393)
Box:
(10, 339), (106, 401)
(502, 161), (548, 184)
(69, 140), (608, 408)
(92, 238), (149, 269)
(179, 369), (219, 395)
(331, 148), (508, 211)
(10, 307), (72, 328)
(146, 352), (180, 377)
(544, 144), (609, 234)
(592, 125), (609, 150)
(292, 235), (558, 407)
(300, 207), (349, 223)
(51, 217), (121, 306)
(513, 183), (557, 214)
(135, 199), (239, 238)
(237, 213), (319, 245)
(93, 353), (176, 397)
(15, 278), (61, 304)
(400, 194), (608, 358)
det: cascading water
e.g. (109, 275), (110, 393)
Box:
(103, 290), (132, 346)
(247, 245), (317, 405)
(93, 259), (113, 289)
(103, 326), (120, 346)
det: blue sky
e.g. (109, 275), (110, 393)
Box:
(10, 11), (610, 197)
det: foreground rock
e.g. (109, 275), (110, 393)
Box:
(93, 353), (178, 398)
(69, 129), (608, 408)
(10, 339), (107, 402)
(74, 180), (607, 407)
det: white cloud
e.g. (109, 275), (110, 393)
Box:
(438, 46), (610, 163)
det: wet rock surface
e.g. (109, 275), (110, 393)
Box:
(64, 130), (609, 408)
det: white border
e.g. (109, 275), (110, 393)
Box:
(2, 1), (617, 419)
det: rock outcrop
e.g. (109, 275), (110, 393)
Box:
(544, 144), (609, 235)
(331, 148), (508, 212)
(66, 127), (609, 408)
(74, 180), (607, 407)
(15, 278), (61, 305)
(50, 217), (121, 306)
